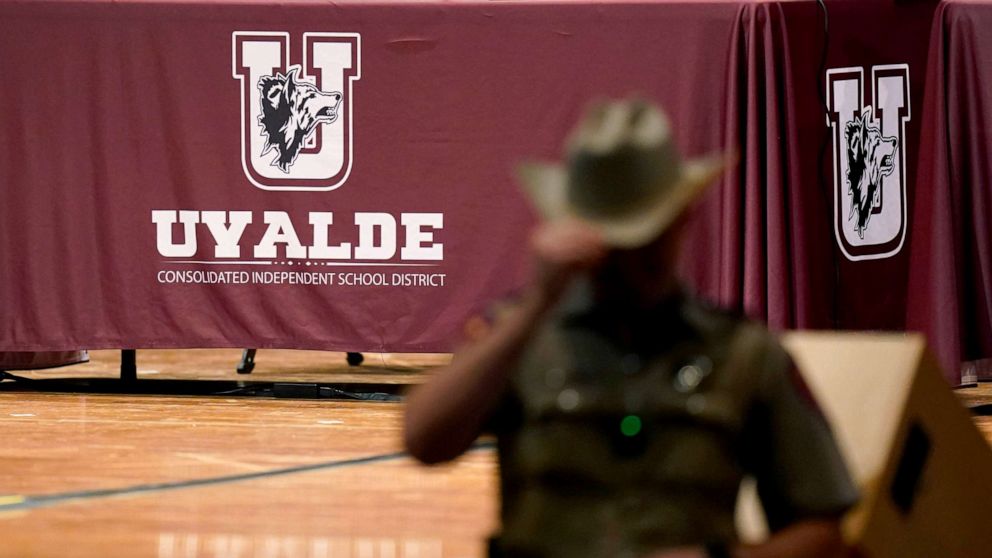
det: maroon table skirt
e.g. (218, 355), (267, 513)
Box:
(908, 0), (992, 384)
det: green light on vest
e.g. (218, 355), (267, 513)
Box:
(620, 415), (642, 437)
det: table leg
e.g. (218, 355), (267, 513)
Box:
(121, 350), (137, 382)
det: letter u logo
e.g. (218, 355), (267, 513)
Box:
(232, 32), (361, 191)
(826, 64), (911, 261)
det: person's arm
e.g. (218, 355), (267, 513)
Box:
(652, 518), (848, 558)
(403, 219), (605, 464)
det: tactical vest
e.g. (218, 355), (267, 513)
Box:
(492, 297), (782, 558)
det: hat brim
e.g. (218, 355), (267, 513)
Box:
(517, 153), (731, 248)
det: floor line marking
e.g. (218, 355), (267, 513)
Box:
(0, 442), (495, 514)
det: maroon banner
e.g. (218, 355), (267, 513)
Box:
(4, 1), (976, 385)
(0, 0), (744, 353)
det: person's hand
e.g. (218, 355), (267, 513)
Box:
(528, 218), (607, 307)
(645, 547), (710, 558)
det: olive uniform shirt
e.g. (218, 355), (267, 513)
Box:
(486, 284), (858, 558)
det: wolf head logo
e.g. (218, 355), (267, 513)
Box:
(257, 66), (342, 173)
(844, 107), (898, 239)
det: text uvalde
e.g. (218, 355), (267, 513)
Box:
(152, 210), (443, 261)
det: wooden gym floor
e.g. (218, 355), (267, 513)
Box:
(1, 349), (990, 558)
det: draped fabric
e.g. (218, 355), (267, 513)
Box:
(683, 2), (832, 331)
(684, 1), (941, 350)
(907, 0), (992, 384)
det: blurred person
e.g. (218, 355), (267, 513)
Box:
(405, 99), (857, 558)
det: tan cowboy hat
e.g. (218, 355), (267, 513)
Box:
(517, 99), (731, 248)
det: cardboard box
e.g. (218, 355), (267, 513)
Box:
(737, 332), (992, 557)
